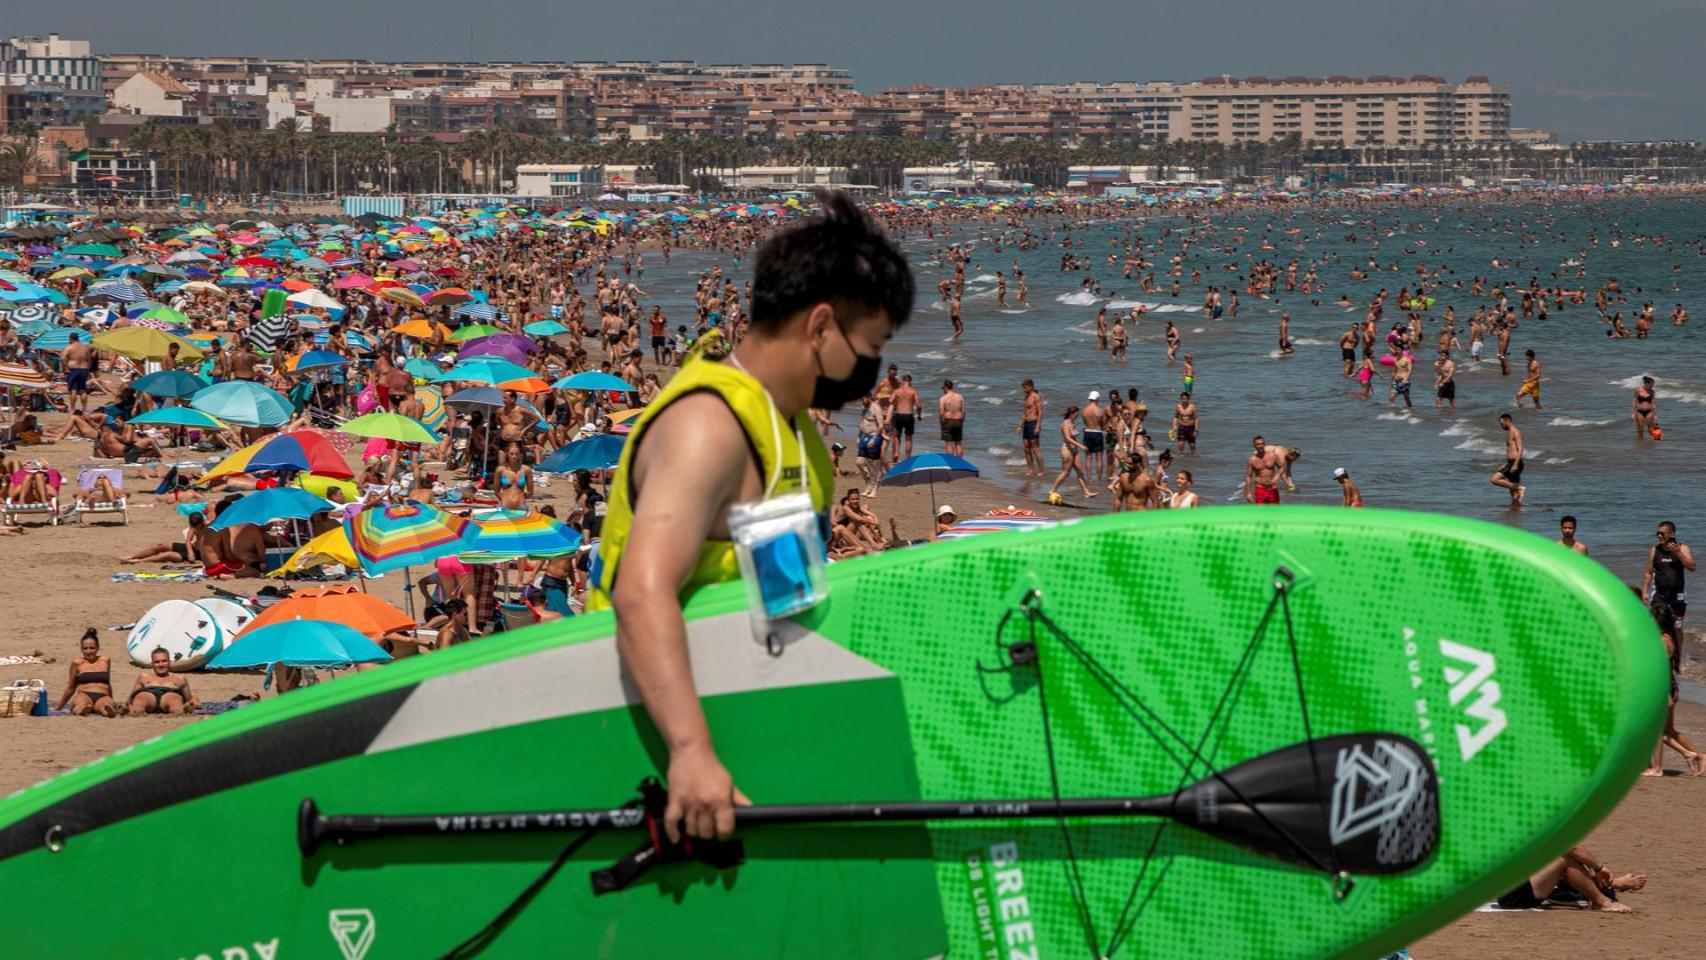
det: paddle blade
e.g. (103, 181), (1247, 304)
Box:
(1171, 733), (1437, 875)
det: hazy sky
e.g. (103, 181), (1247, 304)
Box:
(15, 1), (1706, 141)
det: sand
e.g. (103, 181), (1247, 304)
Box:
(0, 413), (1070, 793)
(2, 413), (1699, 958)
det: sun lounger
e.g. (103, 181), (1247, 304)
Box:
(74, 468), (128, 525)
(3, 467), (61, 526)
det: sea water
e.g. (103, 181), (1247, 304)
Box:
(640, 195), (1706, 579)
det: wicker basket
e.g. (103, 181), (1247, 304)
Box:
(0, 680), (46, 718)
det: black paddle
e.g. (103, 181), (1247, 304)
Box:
(299, 732), (1437, 877)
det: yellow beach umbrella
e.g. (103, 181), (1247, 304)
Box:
(269, 525), (359, 577)
(92, 327), (205, 361)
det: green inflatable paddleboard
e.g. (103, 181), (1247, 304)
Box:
(0, 508), (1664, 959)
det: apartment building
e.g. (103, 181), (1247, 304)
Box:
(1173, 75), (1509, 145)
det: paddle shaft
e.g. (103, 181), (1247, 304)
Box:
(299, 794), (1177, 854)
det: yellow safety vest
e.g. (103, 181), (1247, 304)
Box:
(586, 359), (833, 611)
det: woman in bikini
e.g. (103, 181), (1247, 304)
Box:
(494, 443), (533, 511)
(127, 647), (199, 715)
(120, 511), (207, 565)
(1047, 406), (1097, 502)
(1170, 470), (1201, 509)
(56, 629), (117, 717)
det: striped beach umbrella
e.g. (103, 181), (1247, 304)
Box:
(413, 385), (447, 433)
(202, 431), (354, 483)
(346, 501), (476, 575)
(85, 279), (148, 304)
(0, 362), (52, 390)
(936, 507), (1055, 541)
(461, 509), (582, 562)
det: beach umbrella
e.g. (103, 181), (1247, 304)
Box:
(286, 289), (342, 310)
(461, 509), (582, 562)
(426, 287), (473, 307)
(128, 407), (226, 430)
(936, 507), (1055, 541)
(451, 301), (500, 321)
(552, 371), (636, 393)
(523, 319), (568, 336)
(92, 327), (204, 361)
(133, 370), (211, 401)
(433, 358), (543, 389)
(63, 242), (122, 258)
(209, 487), (333, 530)
(448, 323), (501, 342)
(84, 279), (149, 304)
(403, 357), (442, 380)
(179, 280), (226, 297)
(270, 525), (359, 577)
(49, 266), (94, 281)
(347, 500), (476, 575)
(461, 332), (536, 356)
(191, 380), (293, 428)
(25, 327), (79, 352)
(206, 618), (391, 670)
(539, 433), (626, 473)
(339, 412), (439, 445)
(137, 306), (193, 327)
(240, 585), (413, 640)
(881, 453), (981, 516)
(332, 273), (373, 289)
(378, 286), (426, 309)
(202, 431), (354, 482)
(2, 304), (53, 326)
(394, 318), (450, 340)
(0, 362), (51, 390)
(455, 340), (529, 365)
(414, 385), (447, 433)
(290, 350), (348, 372)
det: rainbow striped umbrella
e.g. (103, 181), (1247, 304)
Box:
(0, 362), (51, 390)
(460, 509), (582, 562)
(346, 500), (476, 575)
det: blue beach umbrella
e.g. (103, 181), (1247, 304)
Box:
(25, 327), (79, 352)
(191, 380), (294, 427)
(209, 487), (332, 531)
(539, 433), (626, 473)
(881, 452), (981, 516)
(128, 407), (226, 430)
(133, 369), (210, 399)
(433, 358), (540, 387)
(293, 350), (348, 372)
(551, 371), (636, 393)
(523, 319), (568, 336)
(206, 618), (392, 670)
(460, 508), (583, 561)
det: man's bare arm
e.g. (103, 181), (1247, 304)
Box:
(610, 394), (751, 841)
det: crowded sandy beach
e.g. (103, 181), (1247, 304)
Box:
(1, 184), (1701, 958)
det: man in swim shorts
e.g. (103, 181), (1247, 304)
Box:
(1017, 378), (1043, 476)
(1516, 349), (1542, 409)
(1245, 435), (1281, 504)
(938, 379), (965, 457)
(1490, 413), (1525, 507)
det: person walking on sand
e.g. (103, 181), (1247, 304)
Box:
(1047, 406), (1096, 502)
(1490, 413), (1526, 507)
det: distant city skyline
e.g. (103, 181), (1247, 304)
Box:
(12, 0), (1706, 141)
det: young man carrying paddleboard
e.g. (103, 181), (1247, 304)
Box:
(587, 191), (914, 844)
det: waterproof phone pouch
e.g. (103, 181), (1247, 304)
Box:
(728, 492), (828, 633)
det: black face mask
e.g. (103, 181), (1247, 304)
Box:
(811, 321), (882, 411)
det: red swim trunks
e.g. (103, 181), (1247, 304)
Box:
(1253, 485), (1281, 505)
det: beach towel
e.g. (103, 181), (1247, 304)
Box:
(0, 655), (50, 666)
(110, 570), (208, 584)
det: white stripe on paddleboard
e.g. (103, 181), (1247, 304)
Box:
(365, 612), (891, 756)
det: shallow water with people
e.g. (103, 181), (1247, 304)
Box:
(641, 194), (1705, 577)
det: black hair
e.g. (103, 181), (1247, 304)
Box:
(1561, 515), (1577, 526)
(748, 190), (914, 334)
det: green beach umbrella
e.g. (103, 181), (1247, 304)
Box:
(339, 412), (439, 445)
